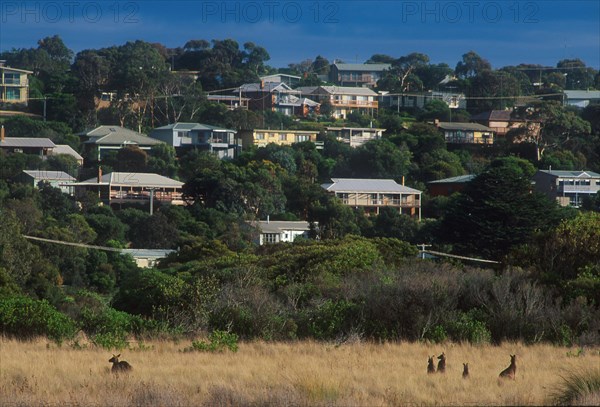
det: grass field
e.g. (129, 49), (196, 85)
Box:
(1, 337), (599, 406)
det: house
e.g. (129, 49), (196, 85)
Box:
(329, 63), (391, 88)
(120, 249), (175, 268)
(77, 126), (164, 160)
(436, 121), (494, 144)
(298, 86), (378, 119)
(52, 144), (84, 166)
(532, 169), (600, 207)
(0, 61), (32, 104)
(378, 91), (467, 110)
(248, 220), (312, 245)
(239, 129), (321, 149)
(15, 170), (76, 194)
(235, 82), (319, 117)
(206, 95), (249, 110)
(0, 126), (55, 157)
(563, 90), (600, 108)
(71, 171), (185, 207)
(470, 110), (541, 139)
(321, 178), (422, 219)
(149, 122), (239, 158)
(326, 126), (385, 148)
(427, 174), (476, 197)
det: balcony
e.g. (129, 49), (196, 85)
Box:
(331, 100), (378, 108)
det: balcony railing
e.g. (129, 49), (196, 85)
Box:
(331, 100), (378, 108)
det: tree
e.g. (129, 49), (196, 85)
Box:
(347, 139), (412, 179)
(440, 158), (566, 260)
(455, 51), (492, 78)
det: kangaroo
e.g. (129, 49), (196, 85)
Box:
(427, 356), (436, 374)
(499, 354), (516, 380)
(109, 354), (133, 373)
(436, 352), (446, 373)
(462, 363), (469, 379)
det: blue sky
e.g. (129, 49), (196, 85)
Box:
(1, 0), (599, 69)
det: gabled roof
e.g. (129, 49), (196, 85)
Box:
(437, 122), (493, 132)
(333, 63), (391, 72)
(428, 174), (476, 184)
(537, 170), (600, 179)
(153, 122), (235, 132)
(84, 131), (163, 146)
(0, 137), (55, 148)
(75, 172), (183, 188)
(311, 86), (378, 96)
(53, 144), (83, 161)
(322, 178), (421, 194)
(78, 125), (145, 138)
(0, 66), (33, 74)
(22, 170), (75, 181)
(238, 82), (297, 93)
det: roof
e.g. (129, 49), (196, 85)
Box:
(22, 170), (75, 181)
(78, 125), (146, 138)
(76, 172), (183, 188)
(563, 90), (600, 100)
(251, 220), (311, 234)
(312, 86), (378, 96)
(326, 127), (386, 132)
(0, 65), (33, 74)
(0, 137), (55, 148)
(153, 122), (235, 132)
(84, 131), (163, 146)
(322, 178), (422, 194)
(428, 174), (476, 184)
(470, 110), (513, 121)
(537, 170), (600, 178)
(261, 73), (301, 81)
(121, 249), (175, 258)
(333, 63), (391, 72)
(437, 122), (493, 132)
(238, 82), (297, 93)
(252, 129), (318, 134)
(53, 144), (83, 161)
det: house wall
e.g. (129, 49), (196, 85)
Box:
(240, 130), (318, 149)
(0, 68), (29, 104)
(334, 191), (421, 217)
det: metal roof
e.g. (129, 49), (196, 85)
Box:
(77, 172), (183, 188)
(53, 144), (83, 160)
(333, 63), (391, 72)
(78, 125), (146, 138)
(437, 122), (494, 132)
(250, 220), (311, 234)
(238, 82), (296, 93)
(85, 132), (163, 146)
(538, 170), (600, 178)
(428, 174), (476, 184)
(322, 178), (422, 194)
(0, 137), (55, 148)
(23, 170), (75, 181)
(563, 90), (600, 100)
(153, 122), (236, 132)
(315, 86), (378, 96)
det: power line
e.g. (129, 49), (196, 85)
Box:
(23, 235), (124, 252)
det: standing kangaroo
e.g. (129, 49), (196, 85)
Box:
(437, 353), (446, 373)
(499, 354), (516, 380)
(427, 356), (436, 374)
(109, 354), (133, 373)
(462, 363), (469, 379)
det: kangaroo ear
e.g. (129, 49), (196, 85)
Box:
(116, 354), (121, 357)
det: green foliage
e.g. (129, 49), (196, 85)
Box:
(550, 368), (600, 406)
(446, 311), (492, 344)
(0, 295), (78, 342)
(80, 307), (147, 349)
(184, 330), (239, 353)
(301, 299), (358, 340)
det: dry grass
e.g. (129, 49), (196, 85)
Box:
(1, 337), (599, 406)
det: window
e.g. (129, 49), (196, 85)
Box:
(295, 135), (309, 142)
(256, 133), (265, 140)
(177, 131), (188, 138)
(279, 134), (287, 141)
(3, 73), (20, 85)
(263, 233), (279, 243)
(5, 88), (20, 100)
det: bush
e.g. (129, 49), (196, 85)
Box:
(184, 330), (239, 353)
(550, 369), (600, 406)
(446, 311), (492, 344)
(0, 295), (78, 342)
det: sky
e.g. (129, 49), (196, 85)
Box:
(1, 0), (599, 70)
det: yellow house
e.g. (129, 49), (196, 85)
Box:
(239, 129), (320, 149)
(0, 62), (32, 104)
(437, 122), (494, 144)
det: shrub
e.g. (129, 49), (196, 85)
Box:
(184, 330), (239, 353)
(446, 311), (492, 344)
(0, 295), (78, 342)
(550, 369), (600, 406)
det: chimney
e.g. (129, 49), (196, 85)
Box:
(97, 166), (102, 183)
(267, 215), (270, 224)
(402, 176), (405, 186)
(434, 119), (440, 126)
(0, 125), (5, 142)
